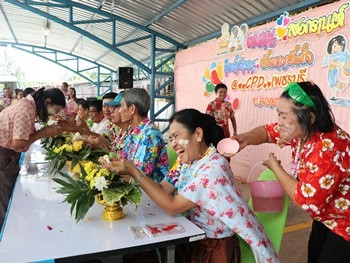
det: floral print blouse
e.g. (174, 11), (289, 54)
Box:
(206, 98), (234, 127)
(266, 122), (350, 241)
(118, 117), (168, 183)
(0, 95), (36, 152)
(166, 146), (279, 262)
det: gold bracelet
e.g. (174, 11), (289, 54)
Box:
(136, 171), (145, 184)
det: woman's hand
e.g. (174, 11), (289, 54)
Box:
(222, 133), (247, 157)
(83, 135), (110, 150)
(99, 157), (138, 180)
(43, 124), (64, 137)
(263, 153), (283, 172)
(57, 119), (80, 133)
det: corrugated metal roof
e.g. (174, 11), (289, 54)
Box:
(0, 0), (330, 71)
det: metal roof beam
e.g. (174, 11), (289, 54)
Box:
(5, 0), (152, 73)
(0, 41), (116, 73)
(50, 0), (185, 48)
(115, 35), (151, 48)
(26, 0), (67, 8)
(72, 18), (113, 25)
(155, 54), (174, 71)
(185, 0), (328, 46)
(121, 0), (188, 42)
(0, 3), (17, 43)
(69, 0), (105, 54)
(11, 45), (99, 86)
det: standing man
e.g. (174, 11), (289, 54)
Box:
(60, 82), (69, 101)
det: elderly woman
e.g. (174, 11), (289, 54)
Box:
(233, 81), (350, 262)
(100, 109), (279, 263)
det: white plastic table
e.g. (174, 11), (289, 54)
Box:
(0, 142), (205, 262)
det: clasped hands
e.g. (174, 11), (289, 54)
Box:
(99, 156), (137, 183)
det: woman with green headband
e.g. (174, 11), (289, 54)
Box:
(231, 81), (350, 262)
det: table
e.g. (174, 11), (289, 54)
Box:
(0, 141), (206, 262)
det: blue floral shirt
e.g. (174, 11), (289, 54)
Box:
(118, 117), (168, 183)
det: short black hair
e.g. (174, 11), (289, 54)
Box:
(215, 83), (228, 93)
(102, 92), (118, 100)
(89, 100), (103, 112)
(23, 87), (35, 97)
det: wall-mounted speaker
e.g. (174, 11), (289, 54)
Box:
(118, 67), (133, 89)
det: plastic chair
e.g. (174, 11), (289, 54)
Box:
(239, 169), (290, 262)
(167, 147), (177, 169)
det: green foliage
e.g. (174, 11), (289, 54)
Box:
(53, 163), (142, 223)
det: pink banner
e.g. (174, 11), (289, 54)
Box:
(174, 0), (350, 181)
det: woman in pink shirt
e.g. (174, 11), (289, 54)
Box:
(0, 88), (67, 229)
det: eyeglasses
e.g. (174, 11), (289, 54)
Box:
(283, 82), (316, 110)
(89, 110), (98, 113)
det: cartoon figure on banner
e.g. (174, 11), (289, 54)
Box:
(229, 24), (248, 53)
(323, 35), (350, 105)
(202, 61), (224, 97)
(275, 11), (290, 41)
(216, 23), (230, 56)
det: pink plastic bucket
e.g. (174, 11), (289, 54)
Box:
(248, 163), (284, 213)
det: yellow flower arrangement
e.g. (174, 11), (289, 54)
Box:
(53, 160), (142, 222)
(44, 132), (107, 175)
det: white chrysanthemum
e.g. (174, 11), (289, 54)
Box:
(334, 197), (350, 211)
(339, 184), (350, 195)
(319, 175), (334, 190)
(301, 183), (316, 197)
(324, 220), (337, 230)
(94, 176), (108, 191)
(306, 162), (319, 173)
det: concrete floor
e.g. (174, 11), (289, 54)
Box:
(237, 182), (311, 263)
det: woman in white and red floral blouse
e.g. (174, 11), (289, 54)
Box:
(233, 81), (350, 262)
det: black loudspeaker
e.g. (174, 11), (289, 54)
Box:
(118, 67), (133, 89)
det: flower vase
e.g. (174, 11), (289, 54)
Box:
(96, 194), (124, 221)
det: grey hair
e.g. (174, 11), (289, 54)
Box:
(123, 88), (150, 117)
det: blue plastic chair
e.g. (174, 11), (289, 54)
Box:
(239, 169), (290, 262)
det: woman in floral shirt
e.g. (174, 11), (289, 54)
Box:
(233, 82), (350, 262)
(101, 109), (279, 263)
